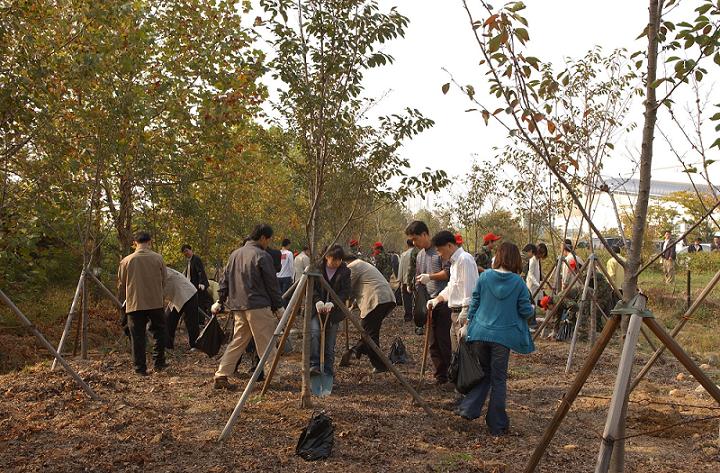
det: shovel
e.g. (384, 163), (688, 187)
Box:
(310, 303), (334, 397)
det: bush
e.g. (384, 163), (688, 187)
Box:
(678, 251), (720, 273)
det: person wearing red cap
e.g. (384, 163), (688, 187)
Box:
(348, 238), (366, 262)
(372, 242), (393, 281)
(561, 240), (584, 290)
(475, 232), (501, 273)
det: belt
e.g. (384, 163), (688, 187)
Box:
(450, 306), (465, 313)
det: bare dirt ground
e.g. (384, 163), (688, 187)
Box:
(2, 308), (720, 472)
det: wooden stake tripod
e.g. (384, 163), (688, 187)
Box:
(524, 294), (720, 473)
(218, 272), (433, 442)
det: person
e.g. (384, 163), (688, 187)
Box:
(606, 245), (626, 294)
(118, 231), (168, 375)
(294, 245), (311, 281)
(688, 237), (704, 253)
(164, 267), (201, 350)
(523, 244), (541, 304)
(310, 245), (351, 376)
(455, 242), (535, 435)
(372, 242), (393, 281)
(561, 240), (584, 290)
(661, 230), (676, 284)
(277, 238), (295, 294)
(212, 224), (284, 390)
(349, 238), (365, 260)
(343, 253), (396, 373)
(711, 235), (720, 252)
(537, 242), (548, 287)
(427, 231), (479, 353)
(398, 239), (418, 322)
(181, 244), (212, 313)
(405, 220), (452, 384)
(476, 233), (501, 273)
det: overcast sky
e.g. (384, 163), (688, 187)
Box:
(356, 0), (719, 209)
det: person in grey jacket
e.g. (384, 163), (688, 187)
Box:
(212, 224), (284, 390)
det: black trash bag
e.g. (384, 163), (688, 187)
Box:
(195, 314), (225, 357)
(454, 341), (485, 394)
(388, 337), (408, 364)
(296, 412), (334, 461)
(412, 285), (429, 327)
(447, 350), (459, 385)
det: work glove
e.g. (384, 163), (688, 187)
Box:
(460, 324), (468, 340)
(458, 307), (469, 326)
(323, 302), (334, 313)
(198, 284), (206, 291)
(416, 273), (431, 285)
(315, 301), (326, 314)
(426, 298), (439, 310)
(211, 301), (223, 314)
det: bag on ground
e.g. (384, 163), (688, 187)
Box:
(296, 412), (334, 461)
(194, 314), (224, 357)
(388, 337), (408, 364)
(454, 341), (485, 394)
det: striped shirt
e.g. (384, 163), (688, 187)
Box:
(415, 246), (450, 297)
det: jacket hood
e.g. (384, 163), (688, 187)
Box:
(483, 270), (520, 300)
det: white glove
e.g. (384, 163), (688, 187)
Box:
(211, 302), (222, 314)
(323, 302), (334, 313)
(416, 273), (431, 285)
(427, 298), (438, 310)
(458, 307), (469, 326)
(315, 301), (326, 313)
(198, 284), (206, 291)
(460, 324), (468, 340)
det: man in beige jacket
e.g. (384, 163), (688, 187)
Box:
(117, 231), (167, 375)
(343, 254), (396, 373)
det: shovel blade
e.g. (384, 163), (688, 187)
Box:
(320, 373), (334, 397)
(310, 372), (323, 396)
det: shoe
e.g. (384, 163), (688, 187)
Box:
(154, 361), (169, 372)
(135, 368), (148, 376)
(310, 366), (321, 376)
(371, 366), (389, 374)
(415, 326), (425, 336)
(214, 376), (238, 391)
(339, 350), (354, 367)
(189, 347), (200, 353)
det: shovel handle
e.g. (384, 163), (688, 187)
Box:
(418, 306), (433, 387)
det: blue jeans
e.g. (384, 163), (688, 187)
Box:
(278, 277), (293, 296)
(457, 341), (510, 435)
(310, 316), (339, 376)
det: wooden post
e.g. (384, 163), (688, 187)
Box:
(566, 256), (595, 373)
(531, 259), (558, 302)
(218, 274), (307, 442)
(84, 270), (123, 310)
(300, 274), (314, 408)
(80, 269), (89, 360)
(534, 259), (591, 341)
(629, 269), (720, 392)
(524, 315), (621, 473)
(51, 272), (85, 371)
(0, 288), (100, 400)
(318, 276), (434, 416)
(596, 311), (644, 473)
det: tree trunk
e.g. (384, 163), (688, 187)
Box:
(117, 172), (134, 255)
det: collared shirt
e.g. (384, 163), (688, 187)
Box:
(219, 241), (283, 311)
(415, 245), (449, 297)
(438, 247), (478, 308)
(277, 249), (294, 279)
(117, 248), (166, 313)
(606, 255), (625, 290)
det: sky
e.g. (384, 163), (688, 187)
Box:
(355, 0), (719, 210)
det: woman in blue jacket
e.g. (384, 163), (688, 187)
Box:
(456, 242), (535, 436)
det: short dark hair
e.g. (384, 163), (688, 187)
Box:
(405, 220), (429, 236)
(302, 244), (310, 251)
(133, 231), (152, 243)
(431, 231), (456, 247)
(250, 224), (273, 241)
(695, 237), (702, 243)
(181, 244), (192, 252)
(522, 243), (537, 254)
(537, 243), (548, 258)
(281, 238), (291, 247)
(493, 242), (523, 274)
(324, 244), (345, 261)
(343, 253), (358, 262)
(406, 239), (414, 247)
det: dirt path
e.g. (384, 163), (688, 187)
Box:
(2, 309), (719, 472)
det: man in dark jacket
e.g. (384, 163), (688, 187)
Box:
(212, 224), (284, 390)
(181, 244), (212, 313)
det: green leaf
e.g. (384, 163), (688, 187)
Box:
(442, 83), (450, 95)
(515, 27), (529, 43)
(711, 138), (720, 149)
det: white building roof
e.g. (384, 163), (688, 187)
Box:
(605, 176), (717, 199)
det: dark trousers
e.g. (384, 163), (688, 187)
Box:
(457, 341), (510, 435)
(278, 277), (293, 296)
(353, 301), (395, 369)
(429, 301), (452, 382)
(165, 293), (199, 349)
(401, 288), (413, 321)
(127, 308), (166, 372)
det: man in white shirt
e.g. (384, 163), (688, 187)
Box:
(294, 245), (311, 281)
(277, 238), (295, 294)
(427, 231), (479, 352)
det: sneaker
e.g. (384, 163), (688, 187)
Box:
(339, 350), (354, 367)
(135, 368), (148, 376)
(213, 376), (238, 391)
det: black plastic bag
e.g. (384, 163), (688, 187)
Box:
(296, 412), (334, 461)
(453, 341), (485, 394)
(412, 285), (429, 327)
(195, 314), (224, 357)
(388, 337), (408, 364)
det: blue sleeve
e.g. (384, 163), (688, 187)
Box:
(516, 278), (534, 319)
(467, 274), (483, 322)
